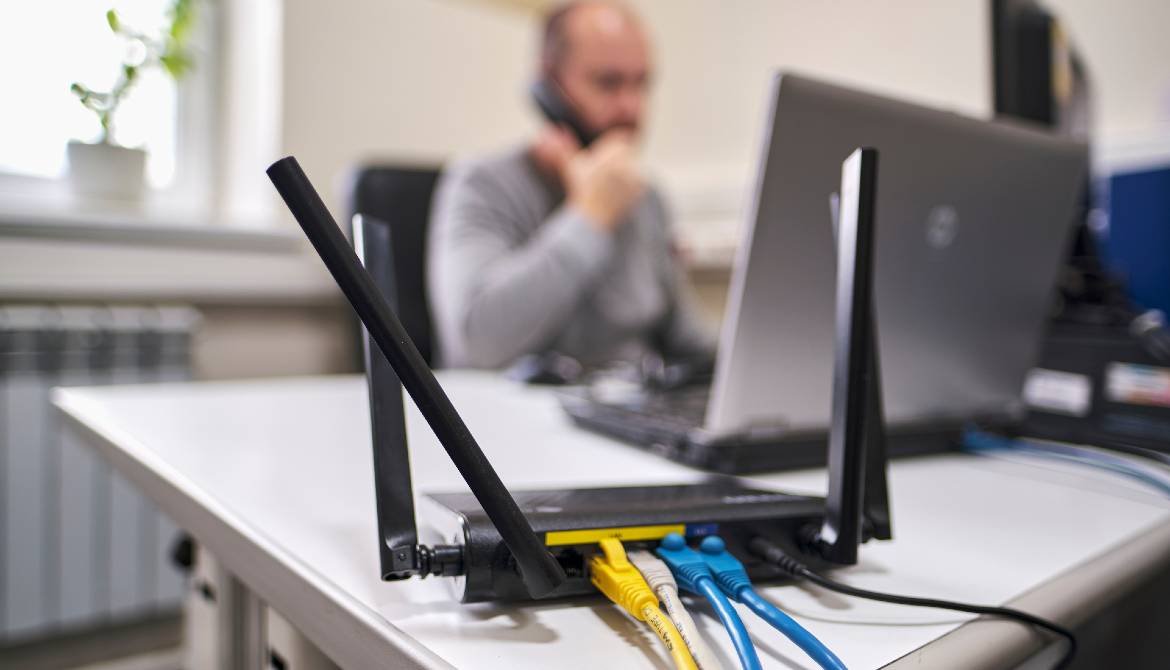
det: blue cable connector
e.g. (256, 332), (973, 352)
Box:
(657, 533), (762, 670)
(696, 536), (848, 670)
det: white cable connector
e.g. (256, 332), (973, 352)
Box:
(629, 550), (726, 670)
(628, 548), (677, 593)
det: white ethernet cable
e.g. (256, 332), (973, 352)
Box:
(629, 549), (726, 670)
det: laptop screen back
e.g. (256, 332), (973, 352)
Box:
(705, 73), (1087, 436)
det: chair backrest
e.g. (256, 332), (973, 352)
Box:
(347, 165), (443, 366)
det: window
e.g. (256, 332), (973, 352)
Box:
(1, 2), (183, 186)
(0, 1), (284, 232)
(0, 0), (221, 218)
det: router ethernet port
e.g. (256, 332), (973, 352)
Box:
(555, 548), (586, 578)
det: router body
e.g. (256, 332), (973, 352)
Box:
(267, 147), (890, 602)
(424, 482), (826, 601)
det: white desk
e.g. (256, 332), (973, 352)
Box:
(54, 372), (1170, 669)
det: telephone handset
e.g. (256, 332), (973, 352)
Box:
(530, 78), (598, 148)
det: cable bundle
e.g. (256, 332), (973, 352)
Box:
(963, 427), (1170, 498)
(590, 538), (697, 670)
(629, 550), (726, 670)
(656, 533), (846, 670)
(597, 529), (1076, 669)
(748, 535), (1077, 670)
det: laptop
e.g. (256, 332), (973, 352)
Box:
(559, 71), (1088, 473)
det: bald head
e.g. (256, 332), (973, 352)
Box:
(539, 1), (652, 137)
(542, 2), (645, 74)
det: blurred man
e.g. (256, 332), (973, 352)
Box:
(428, 0), (713, 369)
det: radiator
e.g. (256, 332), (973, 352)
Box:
(0, 304), (199, 644)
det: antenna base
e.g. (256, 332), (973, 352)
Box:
(801, 521), (881, 566)
(382, 544), (465, 581)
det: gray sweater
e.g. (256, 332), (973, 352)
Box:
(427, 146), (714, 369)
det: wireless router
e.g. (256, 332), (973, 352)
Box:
(266, 147), (891, 602)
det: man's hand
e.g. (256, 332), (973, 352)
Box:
(532, 126), (646, 233)
(530, 125), (581, 181)
(565, 130), (646, 233)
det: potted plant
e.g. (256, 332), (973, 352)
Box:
(68, 0), (196, 201)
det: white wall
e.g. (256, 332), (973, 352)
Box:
(631, 0), (1170, 164)
(630, 0), (990, 179)
(280, 0), (1170, 227)
(281, 0), (540, 214)
(1049, 0), (1170, 140)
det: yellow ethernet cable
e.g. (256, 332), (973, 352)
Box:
(590, 538), (698, 670)
(642, 602), (699, 670)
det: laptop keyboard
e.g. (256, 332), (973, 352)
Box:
(637, 386), (709, 423)
(595, 385), (710, 433)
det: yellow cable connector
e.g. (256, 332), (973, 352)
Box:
(591, 538), (698, 670)
(590, 537), (658, 617)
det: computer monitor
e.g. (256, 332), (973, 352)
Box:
(992, 0), (1091, 138)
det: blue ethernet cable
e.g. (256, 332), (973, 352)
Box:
(656, 533), (762, 670)
(695, 536), (848, 670)
(962, 428), (1170, 499)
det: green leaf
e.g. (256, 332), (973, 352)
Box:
(106, 9), (120, 33)
(169, 0), (194, 42)
(159, 51), (193, 79)
(122, 64), (138, 82)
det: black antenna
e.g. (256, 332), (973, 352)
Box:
(353, 213), (449, 580)
(268, 157), (566, 598)
(816, 147), (892, 564)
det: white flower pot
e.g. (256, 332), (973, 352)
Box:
(67, 140), (147, 201)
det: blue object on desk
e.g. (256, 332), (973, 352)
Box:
(1103, 165), (1170, 315)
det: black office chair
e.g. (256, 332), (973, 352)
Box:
(347, 165), (443, 367)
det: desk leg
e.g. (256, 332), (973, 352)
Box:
(229, 576), (268, 670)
(186, 546), (268, 670)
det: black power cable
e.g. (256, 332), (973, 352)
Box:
(749, 537), (1077, 669)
